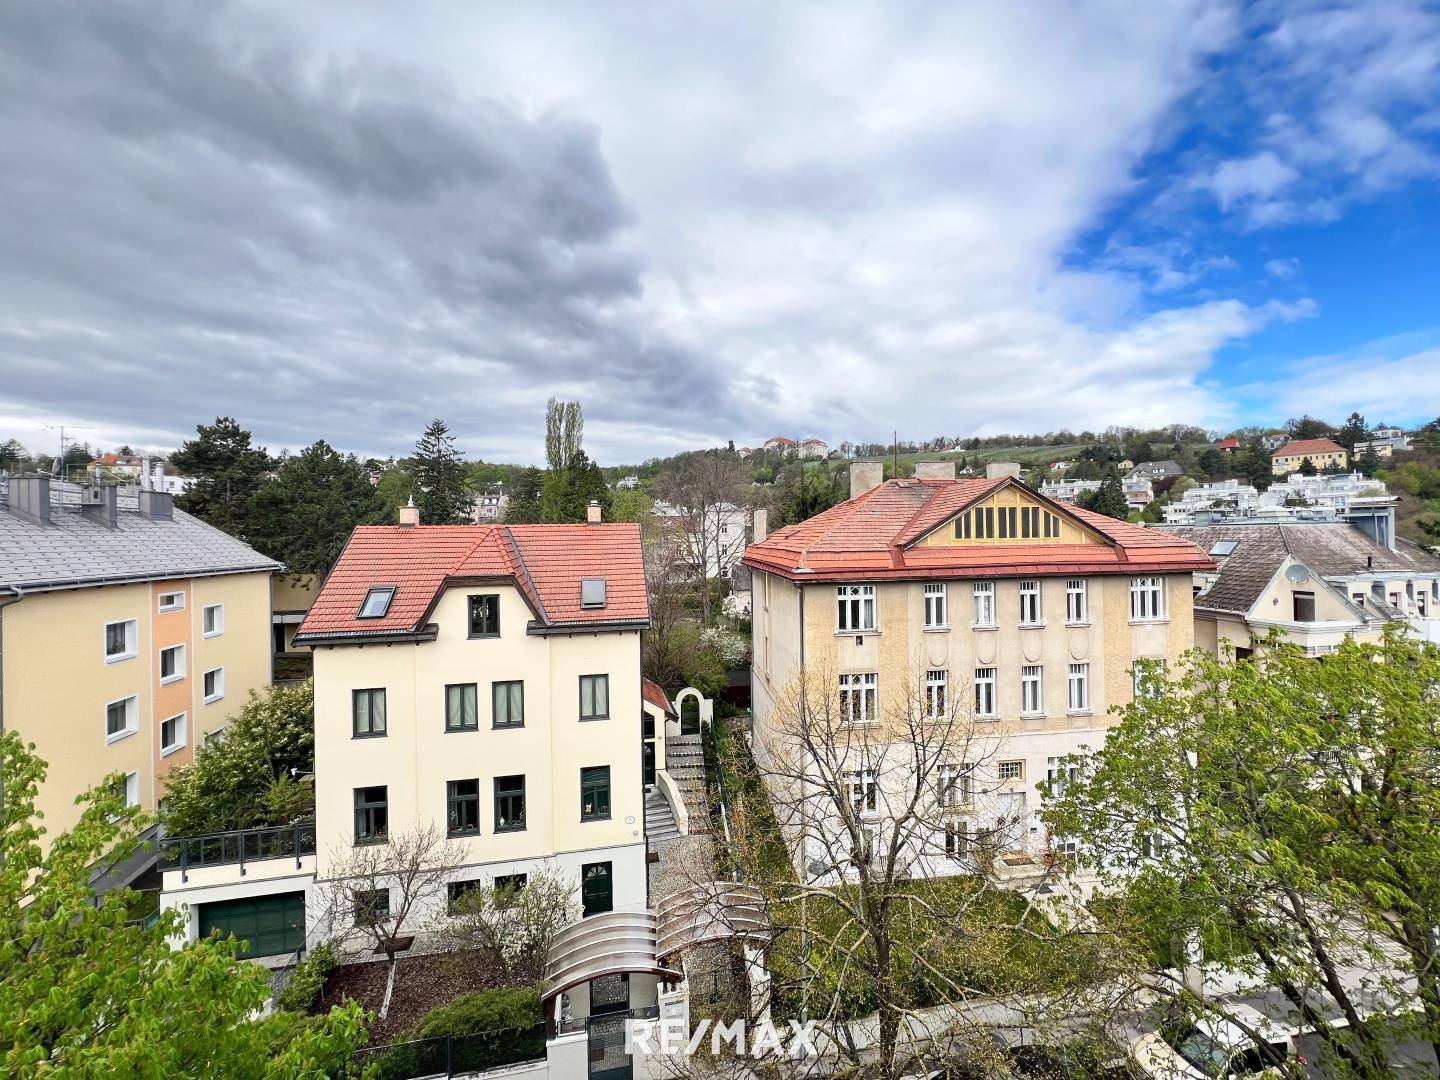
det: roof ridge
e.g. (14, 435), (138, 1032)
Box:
(500, 527), (548, 624)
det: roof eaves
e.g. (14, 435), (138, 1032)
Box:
(292, 624), (441, 646)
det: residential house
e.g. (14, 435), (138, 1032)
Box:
(1127, 460), (1183, 481)
(1163, 480), (1262, 524)
(1354, 433), (1409, 458)
(0, 475), (276, 885)
(1047, 460), (1073, 473)
(1271, 438), (1347, 476)
(86, 453), (145, 481)
(652, 499), (750, 580)
(744, 461), (1212, 883)
(1217, 437), (1239, 453)
(736, 447), (757, 459)
(1371, 426), (1405, 440)
(470, 487), (510, 523)
(1159, 522), (1440, 656)
(1122, 476), (1154, 510)
(1038, 478), (1100, 504)
(1262, 433), (1290, 451)
(799, 438), (828, 459)
(762, 436), (797, 455)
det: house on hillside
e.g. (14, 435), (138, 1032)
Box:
(763, 436), (797, 454)
(1262, 433), (1290, 451)
(799, 438), (828, 459)
(1271, 438), (1347, 476)
(1217, 437), (1239, 453)
(86, 453), (145, 481)
(1355, 433), (1409, 458)
(1127, 460), (1183, 481)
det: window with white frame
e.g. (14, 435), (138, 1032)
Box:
(1065, 579), (1088, 623)
(923, 583), (948, 629)
(1046, 756), (1083, 790)
(1021, 665), (1044, 714)
(1130, 576), (1165, 620)
(204, 727), (226, 746)
(944, 820), (969, 860)
(203, 667), (224, 703)
(1138, 832), (1167, 860)
(105, 695), (138, 743)
(1133, 659), (1166, 699)
(1019, 580), (1042, 625)
(846, 769), (878, 816)
(836, 585), (877, 632)
(104, 619), (137, 663)
(160, 713), (187, 756)
(202, 603), (224, 637)
(158, 591), (185, 613)
(936, 763), (971, 808)
(973, 667), (997, 718)
(972, 581), (996, 627)
(925, 669), (948, 719)
(997, 759), (1024, 781)
(839, 672), (878, 724)
(159, 644), (185, 683)
(112, 772), (139, 819)
(1067, 663), (1090, 712)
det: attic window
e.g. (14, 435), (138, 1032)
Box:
(358, 587), (395, 619)
(1208, 540), (1239, 557)
(580, 578), (607, 609)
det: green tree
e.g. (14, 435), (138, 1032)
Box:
(1298, 455), (1317, 476)
(540, 448), (609, 522)
(247, 441), (386, 574)
(170, 417), (273, 539)
(1043, 632), (1440, 1078)
(1078, 467), (1128, 519)
(544, 398), (583, 474)
(609, 486), (655, 524)
(1357, 445), (1383, 476)
(0, 731), (365, 1074)
(505, 467), (544, 524)
(412, 418), (470, 524)
(1338, 411), (1367, 452)
(0, 438), (25, 471)
(1285, 414), (1333, 440)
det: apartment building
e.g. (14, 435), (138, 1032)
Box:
(1271, 438), (1348, 475)
(744, 461), (1212, 880)
(159, 502), (651, 959)
(0, 475), (275, 879)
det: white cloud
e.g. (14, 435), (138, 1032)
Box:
(1264, 257), (1301, 281)
(1245, 345), (1440, 424)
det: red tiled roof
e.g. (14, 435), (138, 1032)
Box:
(294, 522), (648, 641)
(642, 677), (676, 717)
(1272, 438), (1345, 458)
(765, 436), (796, 445)
(743, 477), (1212, 582)
(1218, 437), (1239, 449)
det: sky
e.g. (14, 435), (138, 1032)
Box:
(1, 1), (1438, 467)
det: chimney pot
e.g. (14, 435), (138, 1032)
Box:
(752, 507), (768, 543)
(914, 461), (956, 481)
(138, 489), (173, 520)
(849, 461), (885, 500)
(586, 499), (603, 525)
(7, 474), (51, 526)
(986, 461), (1023, 479)
(398, 497), (420, 528)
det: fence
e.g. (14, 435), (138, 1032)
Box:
(353, 1023), (546, 1079)
(158, 822), (316, 881)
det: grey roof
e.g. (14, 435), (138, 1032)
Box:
(0, 502), (278, 592)
(1157, 522), (1440, 615)
(1130, 459), (1183, 476)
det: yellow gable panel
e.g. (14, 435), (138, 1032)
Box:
(916, 487), (1108, 547)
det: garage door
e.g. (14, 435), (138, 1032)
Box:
(198, 892), (305, 958)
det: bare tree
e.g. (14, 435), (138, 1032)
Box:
(654, 452), (749, 625)
(431, 862), (577, 985)
(318, 825), (461, 1022)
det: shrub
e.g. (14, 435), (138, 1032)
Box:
(373, 987), (544, 1077)
(415, 985), (542, 1041)
(275, 941), (336, 1014)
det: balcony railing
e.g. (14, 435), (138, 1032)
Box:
(158, 822), (316, 882)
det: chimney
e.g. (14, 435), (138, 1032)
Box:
(7, 474), (51, 526)
(986, 461), (1023, 479)
(914, 461), (956, 481)
(138, 489), (173, 520)
(81, 483), (118, 529)
(586, 499), (603, 525)
(849, 461), (885, 500)
(398, 497), (420, 528)
(752, 507), (768, 543)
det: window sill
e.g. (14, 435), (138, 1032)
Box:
(467, 632), (501, 640)
(160, 674), (184, 686)
(448, 831), (480, 840)
(922, 626), (950, 633)
(1129, 618), (1169, 626)
(352, 731), (388, 740)
(106, 728), (137, 746)
(495, 825), (526, 834)
(1018, 622), (1047, 630)
(581, 815), (612, 824)
(1066, 709), (1094, 718)
(834, 630), (880, 638)
(445, 725), (479, 734)
(579, 716), (609, 723)
(972, 625), (999, 633)
(202, 630), (223, 640)
(159, 606), (185, 615)
(976, 714), (1000, 722)
(1020, 712), (1046, 720)
(105, 652), (137, 665)
(493, 722), (525, 731)
(354, 837), (389, 847)
(203, 693), (223, 705)
(1065, 620), (1092, 628)
(160, 742), (185, 758)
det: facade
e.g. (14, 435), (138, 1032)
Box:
(1217, 437), (1239, 453)
(1122, 476), (1154, 510)
(86, 453), (145, 481)
(1038, 478), (1100, 504)
(470, 487), (510, 523)
(1163, 473), (1398, 547)
(1354, 433), (1409, 458)
(271, 573), (320, 682)
(799, 438), (828, 459)
(1159, 522), (1440, 655)
(1271, 438), (1347, 475)
(652, 499), (750, 579)
(744, 463), (1211, 882)
(762, 436), (796, 454)
(0, 475), (275, 873)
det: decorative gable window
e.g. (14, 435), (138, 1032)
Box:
(923, 583), (947, 629)
(468, 594), (500, 637)
(1019, 580), (1042, 625)
(1129, 576), (1165, 621)
(836, 585), (876, 632)
(972, 582), (996, 628)
(1065, 579), (1088, 623)
(358, 587), (394, 619)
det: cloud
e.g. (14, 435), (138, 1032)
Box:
(1264, 257), (1301, 281)
(1241, 343), (1440, 424)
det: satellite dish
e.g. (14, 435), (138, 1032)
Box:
(1285, 563), (1311, 584)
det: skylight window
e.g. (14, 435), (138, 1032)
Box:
(358, 587), (395, 619)
(1208, 540), (1239, 557)
(580, 578), (607, 609)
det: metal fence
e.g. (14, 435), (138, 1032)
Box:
(158, 822), (316, 881)
(352, 1023), (546, 1079)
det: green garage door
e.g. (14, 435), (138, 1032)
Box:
(199, 892), (305, 958)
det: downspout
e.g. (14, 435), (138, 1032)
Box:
(0, 585), (25, 735)
(796, 578), (807, 1024)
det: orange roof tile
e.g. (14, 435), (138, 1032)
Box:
(642, 677), (676, 717)
(1272, 438), (1345, 458)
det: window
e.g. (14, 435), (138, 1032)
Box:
(937, 763), (971, 808)
(204, 727), (226, 746)
(925, 669), (948, 719)
(352, 688), (387, 737)
(1016, 580), (1039, 625)
(353, 786), (388, 844)
(973, 668), (997, 718)
(202, 667), (224, 703)
(494, 775), (526, 832)
(447, 779), (480, 837)
(855, 823), (881, 865)
(1065, 579), (1088, 623)
(1130, 576), (1165, 621)
(1208, 539), (1239, 557)
(1138, 832), (1166, 860)
(579, 674), (609, 720)
(493, 680), (524, 728)
(158, 591), (185, 613)
(846, 770), (878, 816)
(468, 594), (500, 637)
(1046, 756), (1082, 790)
(447, 879), (482, 914)
(202, 603), (224, 637)
(997, 760), (1024, 782)
(839, 672), (878, 724)
(1293, 591), (1316, 623)
(972, 581), (996, 627)
(493, 873), (528, 904)
(1021, 665), (1044, 715)
(944, 820), (969, 860)
(580, 578), (607, 609)
(113, 771), (139, 816)
(105, 695), (138, 743)
(445, 684), (478, 731)
(159, 644), (185, 684)
(581, 766), (611, 821)
(923, 583), (948, 629)
(104, 619), (137, 662)
(354, 889), (389, 926)
(836, 585), (877, 632)
(1133, 660), (1166, 700)
(1067, 663), (1090, 712)
(160, 713), (186, 756)
(358, 587), (394, 619)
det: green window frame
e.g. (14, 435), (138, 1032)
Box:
(581, 765), (611, 821)
(579, 674), (609, 721)
(352, 688), (386, 738)
(353, 888), (389, 926)
(353, 786), (388, 845)
(492, 680), (524, 728)
(447, 779), (480, 837)
(447, 879), (481, 915)
(446, 683), (478, 731)
(494, 774), (526, 832)
(468, 594), (500, 638)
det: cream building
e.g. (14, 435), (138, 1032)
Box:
(1271, 437), (1348, 475)
(744, 462), (1212, 881)
(0, 475), (276, 886)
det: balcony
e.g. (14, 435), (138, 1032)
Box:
(159, 822), (316, 884)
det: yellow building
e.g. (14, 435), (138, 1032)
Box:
(0, 476), (276, 884)
(1271, 438), (1348, 475)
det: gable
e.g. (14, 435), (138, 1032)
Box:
(913, 484), (1109, 548)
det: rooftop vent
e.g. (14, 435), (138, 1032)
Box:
(580, 577), (607, 609)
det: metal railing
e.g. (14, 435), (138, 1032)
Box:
(554, 1006), (661, 1036)
(352, 1022), (546, 1079)
(158, 822), (316, 882)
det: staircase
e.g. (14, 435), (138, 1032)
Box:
(644, 787), (680, 843)
(664, 734), (709, 834)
